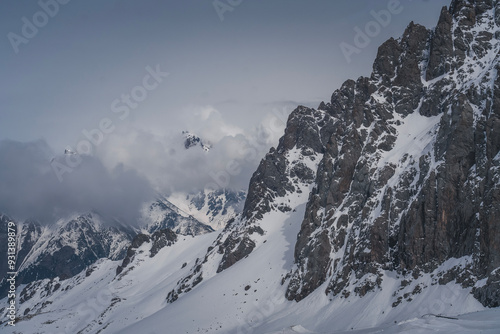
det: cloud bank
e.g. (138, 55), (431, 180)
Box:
(0, 105), (288, 224)
(0, 140), (155, 225)
(96, 106), (287, 194)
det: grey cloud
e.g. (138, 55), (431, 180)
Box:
(0, 139), (155, 225)
(96, 120), (278, 196)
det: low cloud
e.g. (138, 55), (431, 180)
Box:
(0, 106), (289, 224)
(97, 105), (287, 195)
(0, 139), (155, 225)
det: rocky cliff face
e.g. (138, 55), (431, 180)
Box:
(168, 0), (500, 307)
(286, 0), (500, 306)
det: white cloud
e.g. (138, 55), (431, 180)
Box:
(94, 105), (287, 195)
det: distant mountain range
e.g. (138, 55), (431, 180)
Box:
(0, 130), (246, 299)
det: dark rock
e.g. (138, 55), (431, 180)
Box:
(116, 233), (150, 276)
(217, 234), (256, 273)
(426, 7), (453, 81)
(473, 270), (500, 307)
(150, 229), (177, 257)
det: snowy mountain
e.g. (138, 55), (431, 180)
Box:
(0, 197), (212, 299)
(0, 213), (134, 298)
(168, 188), (246, 230)
(176, 131), (247, 230)
(171, 0), (500, 308)
(2, 0), (500, 333)
(141, 196), (214, 235)
(182, 131), (211, 152)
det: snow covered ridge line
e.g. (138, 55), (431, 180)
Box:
(0, 197), (211, 301)
(50, 64), (169, 182)
(0, 213), (135, 300)
(168, 188), (246, 230)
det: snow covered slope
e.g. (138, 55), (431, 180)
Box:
(0, 196), (211, 299)
(0, 232), (217, 334)
(141, 196), (214, 236)
(168, 188), (246, 230)
(3, 192), (497, 333)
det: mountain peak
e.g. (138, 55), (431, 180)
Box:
(182, 131), (211, 152)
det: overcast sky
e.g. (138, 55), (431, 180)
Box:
(0, 0), (451, 222)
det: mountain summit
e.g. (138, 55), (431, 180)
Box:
(182, 131), (211, 152)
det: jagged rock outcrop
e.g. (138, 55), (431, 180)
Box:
(182, 131), (211, 151)
(243, 106), (336, 223)
(286, 0), (500, 305)
(166, 0), (499, 308)
(116, 229), (177, 275)
(150, 228), (177, 257)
